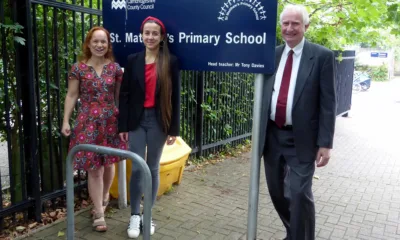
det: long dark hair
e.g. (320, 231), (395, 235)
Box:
(142, 20), (172, 133)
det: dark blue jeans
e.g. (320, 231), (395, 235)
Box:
(128, 108), (167, 214)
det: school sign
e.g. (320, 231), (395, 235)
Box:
(103, 0), (278, 73)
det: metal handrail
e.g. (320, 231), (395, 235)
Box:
(66, 144), (152, 240)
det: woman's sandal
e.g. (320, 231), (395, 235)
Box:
(92, 212), (107, 232)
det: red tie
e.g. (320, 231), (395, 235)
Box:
(275, 49), (294, 128)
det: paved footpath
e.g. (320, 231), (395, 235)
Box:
(23, 78), (400, 240)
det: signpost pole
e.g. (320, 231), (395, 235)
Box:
(247, 73), (264, 240)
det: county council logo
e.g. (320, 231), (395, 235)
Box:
(111, 0), (155, 10)
(218, 0), (267, 21)
(111, 0), (125, 9)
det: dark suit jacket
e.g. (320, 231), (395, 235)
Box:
(118, 50), (181, 136)
(259, 40), (336, 162)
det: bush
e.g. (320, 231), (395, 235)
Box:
(355, 64), (388, 82)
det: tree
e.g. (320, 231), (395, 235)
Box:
(277, 0), (400, 50)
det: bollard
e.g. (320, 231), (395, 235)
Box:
(66, 144), (152, 240)
(118, 160), (128, 209)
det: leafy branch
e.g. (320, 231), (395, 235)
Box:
(0, 22), (25, 45)
(308, 2), (353, 18)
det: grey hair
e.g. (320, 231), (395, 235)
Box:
(280, 4), (310, 25)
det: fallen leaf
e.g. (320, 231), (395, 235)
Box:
(81, 200), (88, 207)
(58, 231), (65, 237)
(15, 226), (26, 232)
(49, 212), (57, 218)
(28, 222), (38, 229)
(109, 208), (117, 213)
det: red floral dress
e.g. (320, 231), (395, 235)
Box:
(68, 62), (127, 170)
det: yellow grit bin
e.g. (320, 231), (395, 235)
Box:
(109, 137), (192, 200)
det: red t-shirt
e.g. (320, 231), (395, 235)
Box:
(144, 63), (156, 108)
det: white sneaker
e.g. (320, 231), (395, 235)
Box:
(141, 215), (155, 235)
(127, 215), (141, 238)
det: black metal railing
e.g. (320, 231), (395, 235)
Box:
(0, 0), (103, 231)
(180, 71), (254, 158)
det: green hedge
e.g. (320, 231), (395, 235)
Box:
(355, 64), (389, 82)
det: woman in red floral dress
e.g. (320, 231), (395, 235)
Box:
(61, 26), (126, 232)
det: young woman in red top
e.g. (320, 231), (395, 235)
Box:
(118, 16), (181, 238)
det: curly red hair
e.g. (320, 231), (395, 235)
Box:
(78, 26), (115, 62)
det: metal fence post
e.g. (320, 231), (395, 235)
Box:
(15, 0), (42, 222)
(66, 144), (152, 240)
(195, 71), (204, 157)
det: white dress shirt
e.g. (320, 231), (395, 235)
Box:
(270, 37), (305, 125)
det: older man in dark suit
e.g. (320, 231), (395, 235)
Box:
(258, 4), (336, 240)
